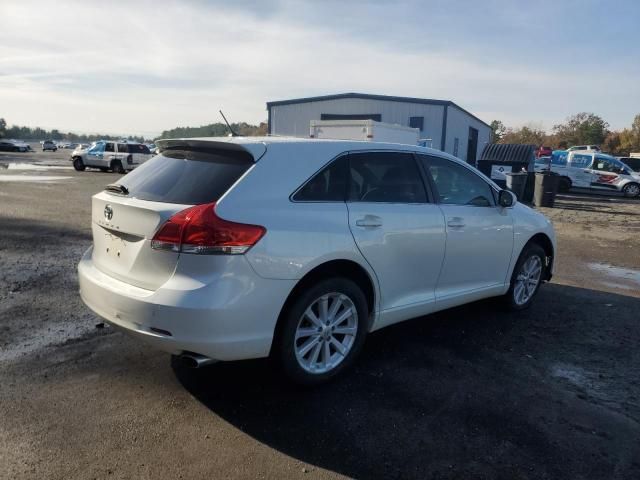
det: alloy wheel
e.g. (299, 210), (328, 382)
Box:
(514, 255), (542, 306)
(624, 184), (639, 197)
(294, 292), (358, 374)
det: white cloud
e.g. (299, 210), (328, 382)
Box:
(0, 0), (638, 137)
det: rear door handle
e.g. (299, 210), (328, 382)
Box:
(447, 217), (465, 228)
(355, 215), (383, 228)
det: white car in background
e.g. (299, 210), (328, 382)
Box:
(566, 145), (601, 152)
(71, 141), (153, 173)
(79, 137), (556, 384)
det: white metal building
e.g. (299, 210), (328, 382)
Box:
(266, 93), (492, 164)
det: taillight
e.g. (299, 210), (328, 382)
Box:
(151, 202), (265, 255)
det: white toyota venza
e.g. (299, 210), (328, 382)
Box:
(79, 137), (556, 384)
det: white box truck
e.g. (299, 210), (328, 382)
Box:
(309, 120), (420, 145)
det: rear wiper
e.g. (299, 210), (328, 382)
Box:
(105, 183), (129, 195)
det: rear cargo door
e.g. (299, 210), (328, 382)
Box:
(90, 141), (260, 290)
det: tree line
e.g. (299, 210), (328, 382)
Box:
(491, 112), (640, 155)
(0, 118), (146, 143)
(0, 117), (268, 143)
(5, 112), (639, 156)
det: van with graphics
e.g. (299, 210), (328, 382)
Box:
(547, 150), (640, 197)
(71, 141), (152, 173)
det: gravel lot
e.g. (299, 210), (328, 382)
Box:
(1, 146), (639, 479)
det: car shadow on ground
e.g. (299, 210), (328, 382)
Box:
(0, 215), (91, 244)
(553, 192), (639, 215)
(173, 283), (640, 479)
(552, 202), (634, 215)
(558, 191), (638, 203)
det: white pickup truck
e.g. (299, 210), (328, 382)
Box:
(71, 141), (153, 173)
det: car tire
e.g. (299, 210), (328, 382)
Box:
(622, 183), (640, 198)
(111, 160), (125, 174)
(558, 177), (572, 193)
(502, 243), (546, 311)
(275, 277), (369, 386)
(72, 157), (86, 171)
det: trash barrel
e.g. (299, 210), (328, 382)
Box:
(505, 172), (528, 201)
(522, 172), (535, 203)
(534, 172), (560, 207)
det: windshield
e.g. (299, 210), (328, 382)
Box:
(88, 142), (105, 154)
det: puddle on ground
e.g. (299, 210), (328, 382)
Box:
(551, 364), (588, 387)
(5, 162), (74, 171)
(601, 282), (633, 291)
(0, 174), (72, 183)
(588, 263), (640, 288)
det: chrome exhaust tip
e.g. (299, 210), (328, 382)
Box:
(179, 352), (217, 368)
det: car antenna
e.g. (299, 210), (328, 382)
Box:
(219, 110), (238, 137)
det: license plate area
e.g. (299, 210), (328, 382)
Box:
(97, 227), (144, 263)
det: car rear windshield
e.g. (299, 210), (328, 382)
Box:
(115, 148), (254, 204)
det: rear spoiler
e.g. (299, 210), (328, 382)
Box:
(155, 139), (267, 162)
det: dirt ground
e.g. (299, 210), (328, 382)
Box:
(1, 146), (639, 480)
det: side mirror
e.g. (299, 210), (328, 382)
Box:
(498, 189), (516, 208)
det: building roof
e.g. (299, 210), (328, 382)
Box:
(266, 92), (490, 129)
(480, 143), (537, 162)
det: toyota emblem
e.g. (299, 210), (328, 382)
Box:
(104, 205), (113, 221)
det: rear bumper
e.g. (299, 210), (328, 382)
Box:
(78, 246), (296, 361)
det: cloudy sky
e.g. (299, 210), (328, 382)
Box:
(1, 0), (639, 137)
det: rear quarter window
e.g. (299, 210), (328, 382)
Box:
(128, 144), (151, 154)
(293, 156), (347, 202)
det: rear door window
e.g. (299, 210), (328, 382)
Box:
(117, 148), (254, 204)
(347, 152), (428, 203)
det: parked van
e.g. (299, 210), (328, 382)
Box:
(548, 150), (640, 197)
(71, 141), (152, 173)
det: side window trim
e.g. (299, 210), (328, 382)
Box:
(413, 153), (438, 204)
(292, 149), (441, 204)
(419, 154), (498, 207)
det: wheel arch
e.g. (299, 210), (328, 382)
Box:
(271, 259), (377, 355)
(558, 176), (572, 192)
(524, 232), (554, 281)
